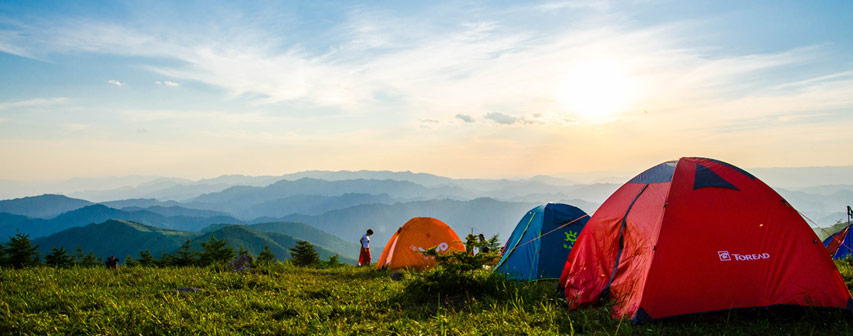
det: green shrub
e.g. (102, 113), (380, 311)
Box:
(3, 232), (40, 268)
(402, 233), (507, 303)
(289, 240), (320, 267)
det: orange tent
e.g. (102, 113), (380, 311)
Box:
(376, 217), (466, 270)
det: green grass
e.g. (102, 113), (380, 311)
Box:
(1, 263), (851, 335)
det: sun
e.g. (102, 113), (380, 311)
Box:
(555, 61), (636, 120)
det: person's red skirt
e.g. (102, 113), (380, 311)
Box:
(359, 247), (371, 266)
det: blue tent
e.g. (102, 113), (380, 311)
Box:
(823, 224), (852, 260)
(494, 203), (589, 281)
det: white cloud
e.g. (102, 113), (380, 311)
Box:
(1, 3), (851, 140)
(455, 114), (475, 123)
(154, 80), (179, 87)
(484, 112), (520, 125)
(537, 0), (611, 11)
(0, 97), (69, 111)
(107, 80), (124, 86)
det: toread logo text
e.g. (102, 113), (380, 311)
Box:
(718, 250), (770, 262)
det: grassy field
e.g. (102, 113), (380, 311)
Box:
(1, 261), (852, 335)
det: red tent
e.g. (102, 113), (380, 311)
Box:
(559, 157), (852, 321)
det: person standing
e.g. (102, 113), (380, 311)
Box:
(359, 229), (373, 267)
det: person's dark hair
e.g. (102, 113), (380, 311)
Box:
(366, 229), (374, 235)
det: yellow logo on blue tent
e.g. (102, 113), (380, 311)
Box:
(563, 230), (578, 249)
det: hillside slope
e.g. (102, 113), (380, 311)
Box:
(282, 197), (543, 251)
(1, 204), (247, 238)
(0, 194), (92, 219)
(32, 220), (356, 263)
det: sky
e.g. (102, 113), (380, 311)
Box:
(1, 0), (852, 181)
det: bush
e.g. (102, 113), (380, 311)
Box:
(289, 241), (320, 267)
(45, 246), (73, 268)
(199, 235), (235, 266)
(402, 233), (506, 303)
(3, 232), (41, 268)
(256, 244), (276, 265)
(320, 255), (345, 268)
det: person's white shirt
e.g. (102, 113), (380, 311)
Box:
(361, 234), (370, 248)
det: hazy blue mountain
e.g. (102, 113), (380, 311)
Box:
(198, 222), (359, 258)
(813, 218), (852, 241)
(0, 204), (246, 238)
(236, 193), (396, 218)
(499, 195), (599, 214)
(750, 166), (853, 189)
(528, 175), (576, 186)
(242, 222), (361, 257)
(0, 194), (92, 219)
(31, 220), (356, 264)
(189, 178), (475, 214)
(69, 176), (283, 202)
(776, 188), (853, 226)
(815, 212), (850, 227)
(193, 177), (464, 202)
(33, 219), (191, 259)
(46, 204), (173, 234)
(100, 198), (182, 209)
(120, 205), (233, 218)
(0, 212), (48, 239)
(280, 197), (544, 252)
(560, 183), (621, 205)
(196, 225), (355, 263)
(449, 179), (562, 195)
(793, 184), (853, 196)
(278, 170), (455, 187)
(195, 174), (284, 187)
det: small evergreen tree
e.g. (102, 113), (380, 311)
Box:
(82, 251), (99, 267)
(124, 254), (137, 267)
(0, 241), (6, 265)
(256, 244), (276, 264)
(172, 238), (197, 266)
(238, 245), (251, 257)
(483, 234), (501, 254)
(322, 255), (343, 268)
(73, 246), (86, 266)
(138, 250), (155, 267)
(45, 246), (73, 268)
(158, 253), (174, 267)
(5, 232), (40, 268)
(199, 235), (235, 266)
(289, 241), (320, 267)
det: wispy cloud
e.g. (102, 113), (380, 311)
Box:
(107, 80), (124, 86)
(2, 5), (848, 130)
(484, 112), (519, 125)
(537, 0), (611, 11)
(455, 114), (475, 123)
(1, 2), (852, 179)
(154, 80), (179, 87)
(0, 97), (69, 111)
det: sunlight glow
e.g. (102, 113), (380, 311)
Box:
(556, 61), (637, 120)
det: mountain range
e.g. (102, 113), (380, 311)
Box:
(32, 219), (358, 263)
(2, 169), (851, 263)
(0, 202), (245, 238)
(0, 194), (92, 218)
(281, 197), (545, 250)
